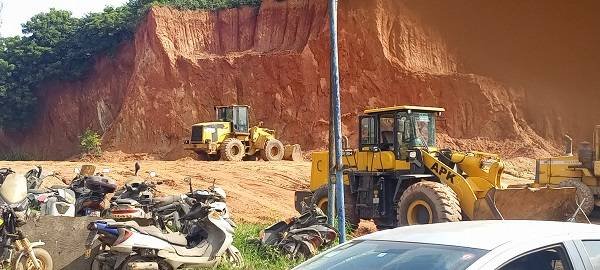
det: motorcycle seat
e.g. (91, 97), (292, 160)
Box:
(109, 221), (188, 246)
(114, 198), (141, 206)
(142, 227), (188, 246)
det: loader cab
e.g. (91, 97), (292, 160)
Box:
(359, 106), (444, 160)
(215, 105), (250, 133)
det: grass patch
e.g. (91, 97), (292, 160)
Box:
(218, 223), (304, 270)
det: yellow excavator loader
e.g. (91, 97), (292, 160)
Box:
(295, 105), (576, 228)
(535, 126), (600, 215)
(184, 105), (300, 161)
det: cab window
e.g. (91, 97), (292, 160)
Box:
(360, 117), (376, 147)
(379, 117), (394, 151)
(499, 245), (572, 270)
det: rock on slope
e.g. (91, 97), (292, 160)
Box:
(3, 0), (599, 159)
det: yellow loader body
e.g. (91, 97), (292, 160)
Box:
(295, 105), (578, 228)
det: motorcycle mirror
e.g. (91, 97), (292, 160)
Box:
(74, 167), (81, 174)
(149, 171), (157, 178)
(102, 168), (111, 174)
(184, 177), (193, 193)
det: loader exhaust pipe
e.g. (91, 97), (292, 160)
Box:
(565, 134), (573, 156)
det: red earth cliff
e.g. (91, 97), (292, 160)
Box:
(2, 0), (599, 159)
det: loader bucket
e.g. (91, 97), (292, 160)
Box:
(473, 186), (578, 221)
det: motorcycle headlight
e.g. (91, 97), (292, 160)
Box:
(409, 151), (418, 159)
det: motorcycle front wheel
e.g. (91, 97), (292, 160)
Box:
(13, 248), (53, 270)
(224, 246), (244, 268)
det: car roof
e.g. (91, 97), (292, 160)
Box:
(358, 220), (600, 250)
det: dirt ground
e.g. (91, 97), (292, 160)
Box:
(0, 155), (538, 226)
(0, 159), (310, 224)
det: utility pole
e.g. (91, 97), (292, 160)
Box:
(328, 0), (346, 243)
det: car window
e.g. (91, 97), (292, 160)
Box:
(499, 245), (572, 270)
(297, 240), (487, 270)
(582, 240), (600, 269)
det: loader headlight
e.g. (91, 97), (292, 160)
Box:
(409, 151), (417, 159)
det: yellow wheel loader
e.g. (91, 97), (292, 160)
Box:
(183, 105), (289, 161)
(535, 126), (600, 215)
(295, 105), (576, 228)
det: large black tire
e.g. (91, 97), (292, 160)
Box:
(261, 139), (284, 161)
(559, 179), (594, 215)
(220, 138), (245, 161)
(311, 185), (359, 230)
(13, 248), (53, 270)
(397, 181), (462, 226)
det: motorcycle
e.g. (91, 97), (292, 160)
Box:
(25, 166), (76, 217)
(85, 180), (242, 270)
(259, 203), (337, 259)
(69, 167), (117, 217)
(152, 177), (232, 234)
(0, 168), (53, 270)
(104, 172), (160, 221)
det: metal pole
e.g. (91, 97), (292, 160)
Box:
(328, 0), (346, 243)
(327, 87), (336, 226)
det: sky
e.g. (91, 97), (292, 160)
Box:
(0, 0), (129, 37)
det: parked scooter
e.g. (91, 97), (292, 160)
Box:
(0, 168), (53, 270)
(152, 178), (232, 234)
(86, 180), (242, 269)
(104, 171), (160, 221)
(25, 167), (76, 217)
(69, 166), (117, 217)
(259, 203), (337, 259)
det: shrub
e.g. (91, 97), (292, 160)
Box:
(79, 128), (102, 155)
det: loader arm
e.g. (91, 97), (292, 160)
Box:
(421, 149), (577, 221)
(420, 150), (495, 220)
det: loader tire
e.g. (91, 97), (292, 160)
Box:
(397, 181), (462, 226)
(261, 139), (284, 161)
(311, 185), (359, 230)
(559, 179), (594, 215)
(220, 138), (245, 161)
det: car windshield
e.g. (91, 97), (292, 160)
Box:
(298, 240), (487, 270)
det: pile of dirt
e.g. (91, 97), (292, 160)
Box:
(2, 0), (598, 159)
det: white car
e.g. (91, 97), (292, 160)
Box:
(294, 220), (600, 270)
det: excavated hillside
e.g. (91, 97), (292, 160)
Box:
(2, 0), (599, 159)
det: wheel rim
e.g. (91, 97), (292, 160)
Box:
(407, 200), (433, 225)
(25, 257), (45, 270)
(317, 198), (328, 213)
(232, 145), (240, 156)
(270, 146), (279, 157)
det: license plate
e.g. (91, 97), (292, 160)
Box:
(85, 209), (101, 217)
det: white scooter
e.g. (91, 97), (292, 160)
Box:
(86, 196), (242, 269)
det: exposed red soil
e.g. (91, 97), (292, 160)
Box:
(1, 0), (598, 161)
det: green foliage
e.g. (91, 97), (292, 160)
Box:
(217, 223), (303, 270)
(79, 128), (102, 155)
(0, 0), (261, 130)
(154, 0), (261, 10)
